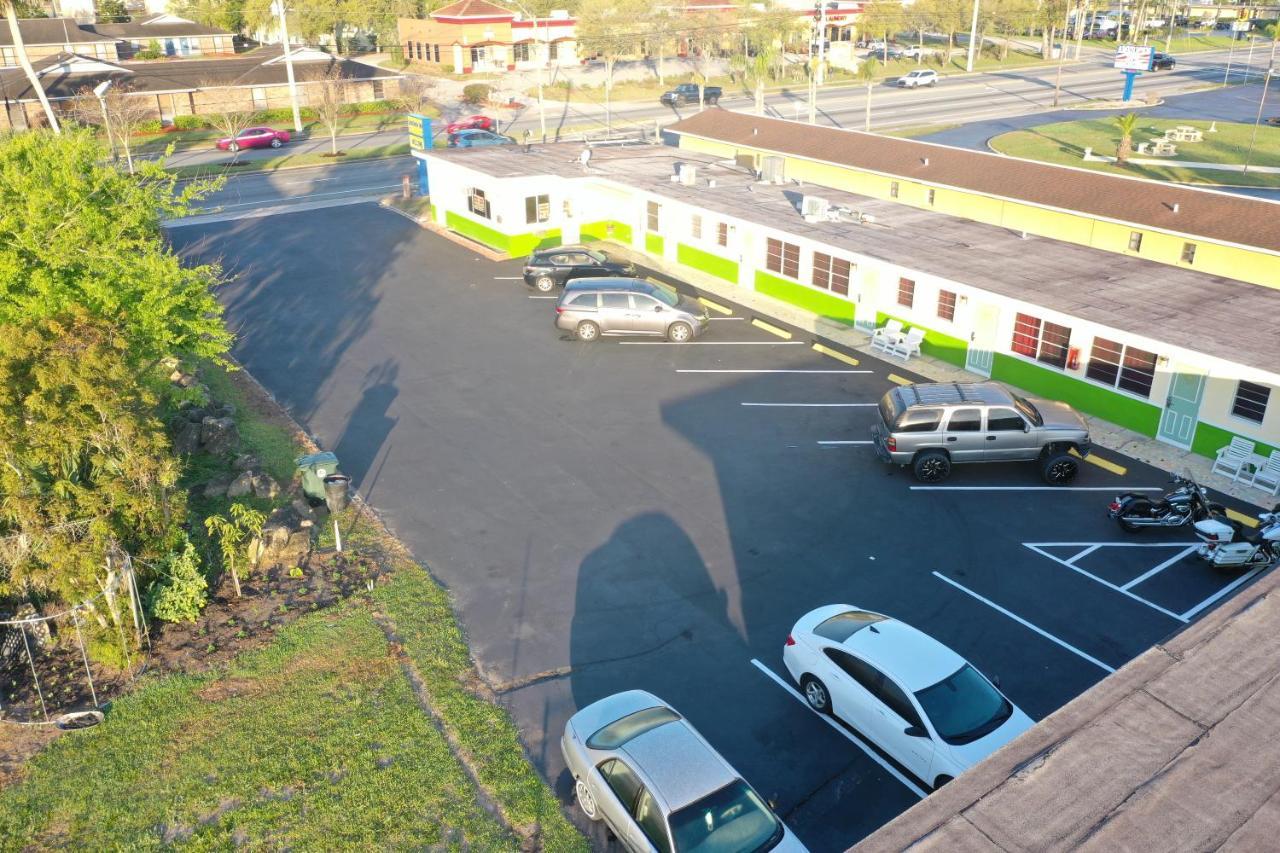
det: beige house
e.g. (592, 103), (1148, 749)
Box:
(83, 13), (237, 60)
(398, 0), (577, 75)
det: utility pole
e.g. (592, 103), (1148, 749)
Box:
(271, 0), (304, 134)
(509, 0), (547, 142)
(807, 1), (818, 123)
(965, 0), (981, 72)
(1243, 35), (1278, 175)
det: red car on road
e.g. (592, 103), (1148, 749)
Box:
(216, 127), (291, 152)
(444, 115), (494, 135)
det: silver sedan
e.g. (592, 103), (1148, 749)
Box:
(561, 690), (808, 852)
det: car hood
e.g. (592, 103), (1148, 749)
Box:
(676, 297), (706, 316)
(1030, 398), (1089, 432)
(942, 705), (1035, 771)
(772, 826), (810, 852)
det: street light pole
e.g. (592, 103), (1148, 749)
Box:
(271, 0), (304, 134)
(93, 79), (115, 164)
(965, 0), (981, 73)
(509, 0), (547, 142)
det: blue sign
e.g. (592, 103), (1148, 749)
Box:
(406, 113), (432, 152)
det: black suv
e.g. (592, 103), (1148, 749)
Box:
(522, 245), (636, 292)
(1152, 52), (1175, 70)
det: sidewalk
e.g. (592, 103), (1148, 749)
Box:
(600, 241), (1269, 510)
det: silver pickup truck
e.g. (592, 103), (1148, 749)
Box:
(871, 381), (1092, 484)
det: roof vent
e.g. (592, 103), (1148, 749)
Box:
(753, 127), (759, 136)
(922, 157), (929, 166)
(1172, 202), (1180, 213)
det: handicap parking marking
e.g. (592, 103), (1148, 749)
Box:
(1024, 543), (1192, 622)
(1070, 448), (1128, 477)
(932, 572), (1117, 673)
(1119, 545), (1201, 591)
(749, 659), (928, 800)
(1180, 562), (1270, 620)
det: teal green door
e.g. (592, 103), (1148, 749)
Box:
(1158, 370), (1204, 449)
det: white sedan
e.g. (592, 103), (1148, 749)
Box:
(782, 604), (1033, 790)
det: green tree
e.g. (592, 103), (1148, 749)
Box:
(147, 536), (208, 623)
(574, 0), (646, 132)
(1115, 112), (1138, 163)
(857, 57), (879, 130)
(860, 0), (905, 61)
(0, 130), (232, 369)
(173, 0), (247, 33)
(732, 39), (779, 115)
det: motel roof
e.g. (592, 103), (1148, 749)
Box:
(425, 143), (1280, 374)
(666, 110), (1280, 256)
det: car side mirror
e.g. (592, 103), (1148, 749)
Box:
(904, 725), (928, 738)
(1023, 422), (1031, 433)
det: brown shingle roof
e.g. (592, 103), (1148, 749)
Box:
(666, 110), (1280, 254)
(0, 17), (117, 47)
(431, 0), (514, 18)
(85, 14), (234, 40)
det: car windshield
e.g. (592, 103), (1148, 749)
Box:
(647, 281), (680, 307)
(914, 664), (1012, 745)
(586, 706), (680, 749)
(1011, 395), (1043, 426)
(668, 780), (783, 853)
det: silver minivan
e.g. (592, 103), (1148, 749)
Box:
(555, 277), (710, 342)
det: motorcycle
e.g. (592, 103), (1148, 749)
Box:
(1193, 505), (1280, 570)
(1109, 474), (1225, 531)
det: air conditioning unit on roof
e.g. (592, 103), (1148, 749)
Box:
(801, 195), (827, 221)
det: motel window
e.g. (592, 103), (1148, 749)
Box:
(251, 87), (268, 109)
(1086, 337), (1157, 398)
(1128, 231), (1143, 252)
(936, 289), (956, 322)
(717, 222), (729, 247)
(471, 46), (485, 65)
(647, 201), (660, 232)
(405, 43), (412, 59)
(766, 238), (799, 279)
(433, 44), (441, 62)
(1232, 380), (1271, 424)
(897, 277), (915, 309)
(372, 80), (385, 99)
(926, 189), (936, 206)
(525, 194), (550, 224)
(1011, 312), (1072, 369)
(812, 252), (850, 296)
(691, 213), (702, 239)
(1181, 242), (1197, 264)
(417, 42), (424, 60)
(889, 181), (899, 199)
(549, 41), (559, 60)
(514, 42), (530, 62)
(468, 187), (490, 219)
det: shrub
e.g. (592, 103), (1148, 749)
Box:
(136, 38), (164, 60)
(135, 118), (166, 134)
(347, 99), (400, 114)
(251, 106), (318, 123)
(462, 83), (491, 104)
(147, 538), (209, 623)
(173, 114), (208, 130)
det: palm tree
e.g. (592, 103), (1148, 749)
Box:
(1115, 112), (1138, 164)
(2, 0), (60, 131)
(732, 43), (778, 115)
(857, 57), (880, 132)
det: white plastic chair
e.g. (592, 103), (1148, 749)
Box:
(1212, 436), (1255, 481)
(887, 328), (925, 361)
(870, 319), (904, 352)
(1249, 451), (1280, 496)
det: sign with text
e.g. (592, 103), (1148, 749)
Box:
(1114, 44), (1154, 72)
(406, 113), (431, 151)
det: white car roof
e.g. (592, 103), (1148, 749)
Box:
(801, 605), (966, 692)
(622, 719), (737, 811)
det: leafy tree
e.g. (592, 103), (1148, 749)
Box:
(242, 0), (422, 55)
(136, 38), (165, 59)
(96, 0), (127, 21)
(72, 82), (155, 174)
(1115, 112), (1138, 163)
(731, 40), (778, 115)
(173, 0), (247, 33)
(575, 0), (646, 131)
(859, 0), (905, 61)
(147, 536), (208, 623)
(857, 57), (879, 131)
(313, 66), (353, 155)
(204, 502), (266, 598)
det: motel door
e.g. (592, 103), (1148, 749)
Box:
(1157, 367), (1204, 449)
(965, 303), (1000, 377)
(854, 271), (878, 333)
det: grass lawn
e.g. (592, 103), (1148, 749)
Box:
(131, 110), (432, 155)
(1088, 32), (1246, 54)
(990, 118), (1280, 188)
(884, 122), (963, 138)
(170, 142), (412, 180)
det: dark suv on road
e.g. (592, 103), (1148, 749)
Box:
(523, 246), (636, 292)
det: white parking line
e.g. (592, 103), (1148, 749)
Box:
(817, 440), (875, 446)
(1120, 545), (1200, 591)
(527, 295), (557, 299)
(932, 572), (1116, 673)
(494, 276), (524, 280)
(677, 369), (873, 374)
(742, 402), (878, 407)
(1023, 544), (1188, 622)
(749, 659), (928, 799)
(910, 486), (1163, 492)
(1181, 562), (1270, 621)
(619, 341), (806, 346)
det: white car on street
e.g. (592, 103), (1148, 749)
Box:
(782, 605), (1034, 790)
(898, 69), (939, 88)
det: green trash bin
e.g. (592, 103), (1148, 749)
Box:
(296, 452), (341, 503)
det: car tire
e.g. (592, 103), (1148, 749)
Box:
(912, 450), (951, 483)
(667, 321), (693, 343)
(575, 778), (601, 820)
(270, 138), (282, 148)
(929, 79), (937, 86)
(575, 320), (600, 342)
(228, 142), (239, 152)
(535, 275), (556, 293)
(1041, 452), (1080, 485)
(800, 675), (832, 715)
(933, 775), (953, 790)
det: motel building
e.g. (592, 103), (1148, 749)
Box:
(411, 110), (1280, 464)
(397, 0), (577, 75)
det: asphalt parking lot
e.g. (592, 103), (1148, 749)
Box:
(172, 203), (1269, 852)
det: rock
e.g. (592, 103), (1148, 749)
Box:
(251, 473), (280, 500)
(291, 498), (316, 528)
(212, 402), (236, 419)
(226, 471), (255, 499)
(203, 477), (232, 499)
(258, 507), (312, 565)
(173, 421), (202, 456)
(185, 406), (210, 424)
(200, 416), (239, 457)
(232, 453), (260, 471)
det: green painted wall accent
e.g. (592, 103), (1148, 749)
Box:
(508, 230), (562, 257)
(1191, 420), (1277, 462)
(990, 353), (1162, 436)
(646, 233), (665, 255)
(677, 243), (738, 283)
(580, 220), (632, 244)
(876, 311), (968, 368)
(446, 211), (508, 252)
(754, 270), (855, 324)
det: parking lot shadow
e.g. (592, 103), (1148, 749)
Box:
(333, 358), (400, 494)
